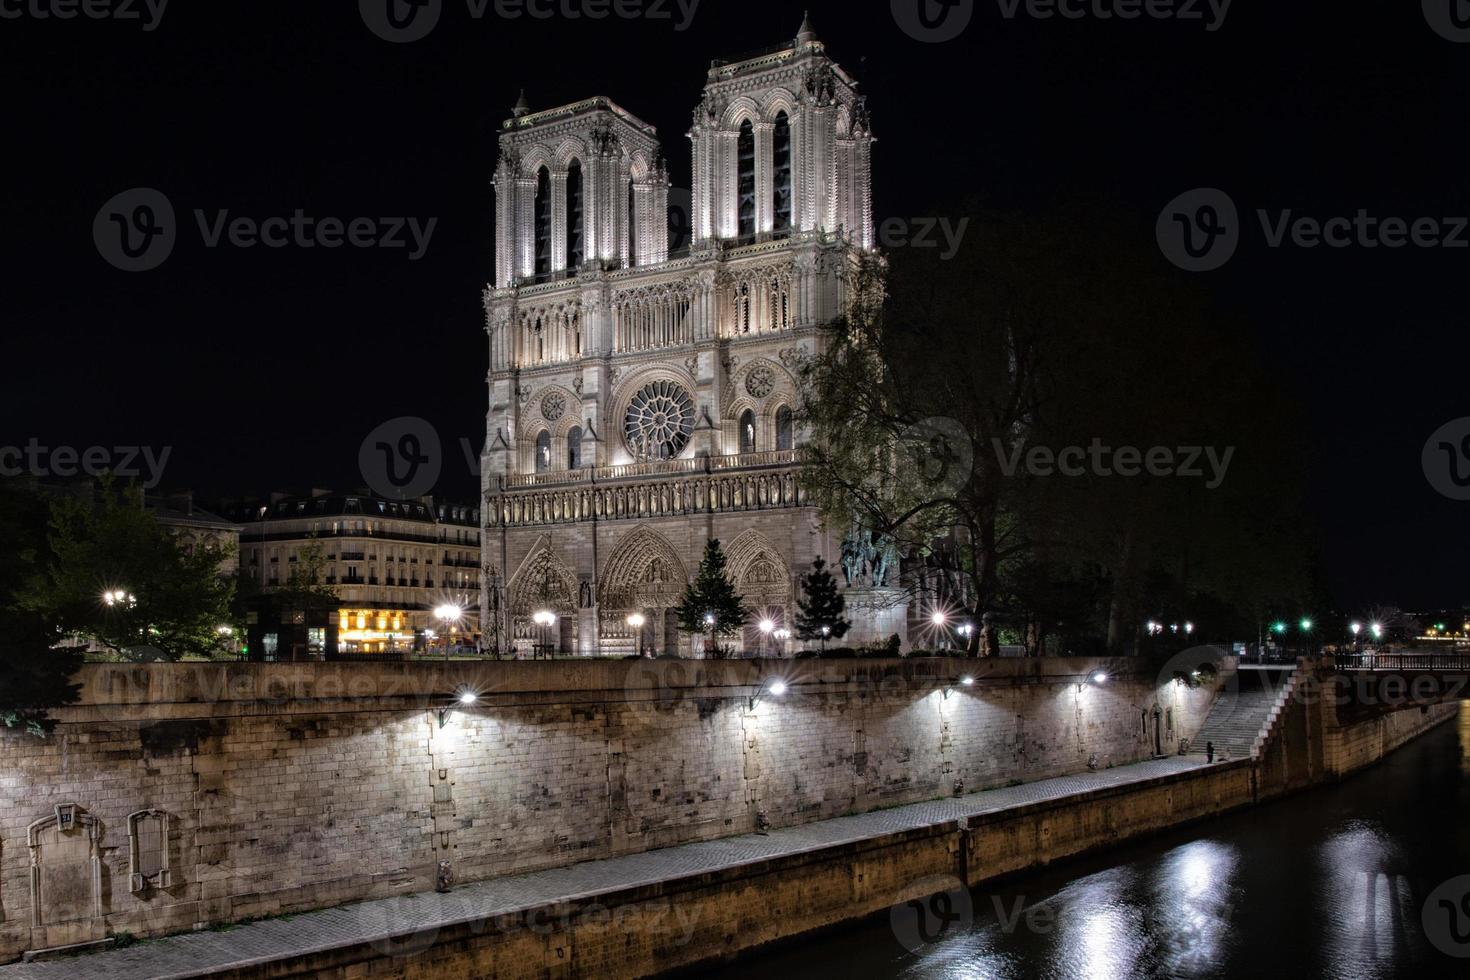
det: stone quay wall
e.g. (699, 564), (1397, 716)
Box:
(0, 657), (1217, 960)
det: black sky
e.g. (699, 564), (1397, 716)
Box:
(1, 0), (1467, 610)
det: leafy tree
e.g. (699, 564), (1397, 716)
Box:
(800, 201), (1309, 656)
(23, 483), (236, 661)
(794, 557), (850, 651)
(675, 539), (751, 653)
(0, 482), (82, 734)
(276, 538), (340, 611)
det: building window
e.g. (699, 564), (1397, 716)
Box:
(776, 405), (793, 450)
(535, 430), (552, 472)
(773, 111), (792, 233)
(566, 159), (584, 270)
(737, 119), (755, 240)
(568, 426), (583, 470)
(739, 409), (757, 454)
(628, 182), (637, 265)
(534, 166), (551, 277)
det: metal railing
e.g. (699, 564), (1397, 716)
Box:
(1333, 652), (1470, 671)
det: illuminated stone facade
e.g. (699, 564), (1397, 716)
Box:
(236, 491), (482, 654)
(481, 17), (883, 656)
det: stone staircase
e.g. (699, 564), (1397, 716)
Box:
(1189, 665), (1299, 760)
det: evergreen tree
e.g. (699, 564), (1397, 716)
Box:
(794, 557), (850, 651)
(675, 539), (751, 651)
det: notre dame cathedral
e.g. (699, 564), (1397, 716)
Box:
(480, 15), (906, 656)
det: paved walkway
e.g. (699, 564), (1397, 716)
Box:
(0, 757), (1210, 979)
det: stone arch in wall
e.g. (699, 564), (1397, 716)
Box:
(725, 529), (792, 610)
(508, 538), (579, 650)
(27, 805), (105, 947)
(599, 525), (689, 655)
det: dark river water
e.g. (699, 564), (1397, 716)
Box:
(703, 706), (1470, 980)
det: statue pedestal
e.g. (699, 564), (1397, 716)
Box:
(842, 587), (910, 652)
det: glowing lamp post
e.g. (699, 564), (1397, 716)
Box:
(435, 603), (464, 661)
(533, 609), (557, 659)
(759, 618), (774, 658)
(627, 613), (646, 658)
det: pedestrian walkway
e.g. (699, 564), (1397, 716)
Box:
(0, 756), (1211, 980)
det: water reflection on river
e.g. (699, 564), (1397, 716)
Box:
(703, 707), (1469, 979)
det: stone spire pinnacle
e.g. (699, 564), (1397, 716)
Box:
(795, 10), (818, 45)
(512, 88), (531, 117)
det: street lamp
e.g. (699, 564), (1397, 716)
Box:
(758, 618), (774, 657)
(1299, 617), (1313, 656)
(435, 603), (464, 661)
(533, 609), (557, 659)
(627, 613), (646, 658)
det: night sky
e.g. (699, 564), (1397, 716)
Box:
(2, 1), (1467, 610)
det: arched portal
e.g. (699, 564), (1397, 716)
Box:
(599, 526), (688, 655)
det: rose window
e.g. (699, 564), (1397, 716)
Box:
(744, 365), (776, 399)
(541, 393), (566, 422)
(624, 381), (695, 460)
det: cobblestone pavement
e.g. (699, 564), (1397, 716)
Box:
(0, 756), (1211, 979)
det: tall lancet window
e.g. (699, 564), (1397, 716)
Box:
(566, 160), (584, 270)
(737, 120), (755, 241)
(776, 406), (793, 450)
(773, 111), (792, 234)
(567, 426), (583, 469)
(535, 430), (552, 472)
(628, 182), (638, 266)
(534, 166), (552, 278)
(739, 409), (757, 454)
